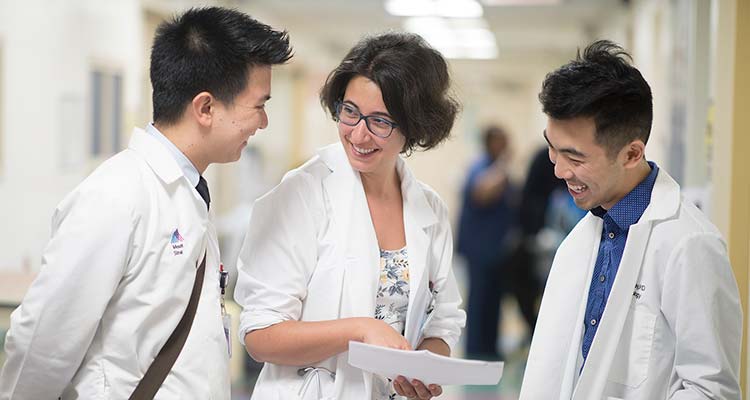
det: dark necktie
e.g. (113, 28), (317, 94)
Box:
(195, 176), (210, 211)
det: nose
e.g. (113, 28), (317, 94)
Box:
(553, 157), (572, 180)
(259, 109), (268, 130)
(553, 161), (564, 180)
(348, 118), (370, 142)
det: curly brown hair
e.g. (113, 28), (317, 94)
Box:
(320, 32), (460, 153)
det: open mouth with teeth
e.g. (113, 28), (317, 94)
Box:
(567, 183), (588, 196)
(351, 143), (379, 157)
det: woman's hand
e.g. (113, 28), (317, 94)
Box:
(354, 319), (445, 398)
(393, 376), (442, 399)
(356, 318), (412, 350)
(393, 338), (449, 398)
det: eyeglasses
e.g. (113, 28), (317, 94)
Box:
(335, 102), (398, 139)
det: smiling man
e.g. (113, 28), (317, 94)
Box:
(520, 40), (741, 400)
(0, 7), (291, 400)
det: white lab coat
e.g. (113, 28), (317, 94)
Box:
(520, 169), (741, 400)
(234, 142), (466, 399)
(0, 129), (230, 400)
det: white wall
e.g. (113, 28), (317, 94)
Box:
(630, 0), (671, 169)
(0, 0), (143, 272)
(598, 0), (716, 213)
(710, 0), (737, 239)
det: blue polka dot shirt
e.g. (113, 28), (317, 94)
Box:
(581, 161), (659, 367)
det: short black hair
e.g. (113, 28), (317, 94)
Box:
(539, 40), (653, 157)
(150, 7), (292, 125)
(320, 32), (459, 153)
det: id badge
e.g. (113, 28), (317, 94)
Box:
(222, 313), (232, 358)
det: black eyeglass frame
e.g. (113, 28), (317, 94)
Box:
(334, 101), (399, 139)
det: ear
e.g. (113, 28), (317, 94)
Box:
(190, 91), (214, 127)
(621, 139), (646, 169)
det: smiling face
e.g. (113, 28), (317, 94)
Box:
(338, 75), (406, 178)
(544, 116), (633, 211)
(211, 65), (271, 163)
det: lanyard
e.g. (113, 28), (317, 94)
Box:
(219, 263), (229, 315)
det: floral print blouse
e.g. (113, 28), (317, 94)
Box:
(373, 247), (410, 400)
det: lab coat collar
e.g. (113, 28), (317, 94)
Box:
(316, 143), (438, 230)
(145, 123), (201, 187)
(397, 155), (440, 229)
(638, 168), (680, 223)
(128, 128), (184, 185)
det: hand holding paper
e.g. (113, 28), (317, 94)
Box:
(348, 341), (504, 386)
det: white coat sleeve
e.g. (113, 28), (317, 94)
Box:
(661, 232), (742, 400)
(0, 186), (133, 400)
(234, 171), (320, 342)
(420, 195), (466, 352)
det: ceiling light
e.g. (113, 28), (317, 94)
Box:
(385, 0), (484, 18)
(403, 16), (498, 59)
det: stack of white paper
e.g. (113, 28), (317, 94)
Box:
(347, 341), (504, 386)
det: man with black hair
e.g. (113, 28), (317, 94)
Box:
(520, 40), (740, 399)
(0, 7), (291, 399)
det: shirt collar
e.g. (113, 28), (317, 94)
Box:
(592, 161), (659, 230)
(146, 123), (200, 187)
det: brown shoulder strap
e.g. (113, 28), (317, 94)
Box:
(129, 254), (207, 400)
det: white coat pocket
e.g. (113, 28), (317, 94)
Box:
(608, 303), (657, 388)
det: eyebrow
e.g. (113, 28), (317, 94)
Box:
(543, 130), (587, 158)
(342, 100), (394, 119)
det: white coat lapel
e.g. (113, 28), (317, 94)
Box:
(319, 143), (380, 398)
(340, 169), (380, 319)
(403, 211), (429, 348)
(318, 143), (380, 320)
(573, 221), (652, 399)
(520, 214), (601, 400)
(397, 159), (438, 348)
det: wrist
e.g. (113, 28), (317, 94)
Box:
(349, 317), (368, 343)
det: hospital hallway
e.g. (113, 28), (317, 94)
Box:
(1, 0), (749, 399)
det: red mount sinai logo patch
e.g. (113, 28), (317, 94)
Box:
(171, 229), (184, 255)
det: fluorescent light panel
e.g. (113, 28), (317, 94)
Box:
(403, 16), (498, 59)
